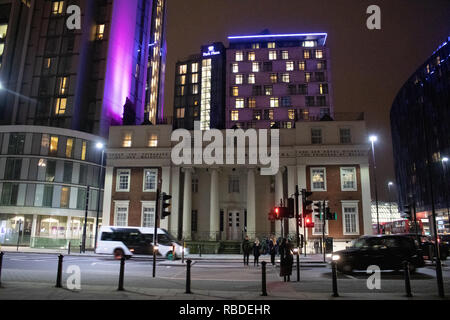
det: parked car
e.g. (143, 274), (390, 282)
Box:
(401, 234), (449, 260)
(332, 235), (425, 274)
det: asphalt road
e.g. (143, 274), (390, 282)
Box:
(1, 253), (450, 298)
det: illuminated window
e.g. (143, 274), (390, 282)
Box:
(304, 50), (311, 59)
(315, 50), (324, 59)
(191, 73), (198, 83)
(231, 86), (239, 97)
(253, 110), (262, 120)
(0, 24), (7, 39)
(179, 75), (186, 85)
(66, 138), (74, 158)
(269, 50), (277, 60)
(268, 42), (276, 48)
(248, 98), (256, 108)
(286, 61), (294, 71)
(299, 61), (306, 71)
(177, 108), (185, 119)
(191, 63), (199, 73)
(58, 77), (68, 95)
(305, 72), (312, 82)
(192, 84), (199, 94)
(179, 86), (185, 96)
(248, 74), (255, 84)
(288, 109), (296, 120)
(55, 98), (67, 115)
(270, 98), (279, 108)
(236, 98), (244, 109)
(311, 167), (326, 191)
(179, 64), (187, 74)
(231, 110), (239, 121)
(143, 169), (158, 191)
(52, 1), (64, 15)
(282, 73), (290, 83)
(270, 73), (278, 83)
(252, 43), (260, 49)
(49, 136), (58, 155)
(340, 167), (357, 191)
(235, 74), (243, 84)
(96, 24), (105, 40)
(248, 52), (255, 61)
(317, 61), (326, 70)
(232, 63), (239, 73)
(0, 43), (4, 56)
(116, 169), (131, 192)
(319, 83), (328, 95)
(303, 40), (317, 47)
(81, 141), (87, 160)
(60, 187), (70, 208)
(264, 85), (273, 96)
(44, 58), (52, 69)
(235, 51), (244, 61)
(122, 133), (132, 148)
(252, 62), (260, 72)
(281, 50), (289, 60)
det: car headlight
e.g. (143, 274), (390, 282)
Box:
(331, 254), (341, 261)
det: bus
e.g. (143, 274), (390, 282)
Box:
(95, 226), (188, 259)
(373, 219), (424, 235)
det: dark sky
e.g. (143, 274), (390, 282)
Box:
(164, 0), (450, 201)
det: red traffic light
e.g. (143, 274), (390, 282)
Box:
(305, 215), (315, 228)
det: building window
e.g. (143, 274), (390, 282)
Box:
(0, 24), (7, 39)
(60, 187), (70, 208)
(269, 50), (277, 60)
(281, 50), (289, 60)
(55, 98), (67, 115)
(340, 128), (351, 144)
(264, 109), (274, 120)
(315, 72), (325, 82)
(319, 83), (328, 95)
(270, 73), (278, 83)
(95, 24), (105, 40)
(192, 84), (199, 94)
(176, 108), (185, 119)
(116, 169), (131, 192)
(66, 138), (74, 158)
(52, 1), (64, 15)
(248, 98), (256, 108)
(270, 97), (279, 108)
(191, 210), (198, 232)
(248, 51), (255, 61)
(45, 160), (56, 182)
(4, 159), (22, 180)
(115, 202), (129, 226)
(317, 61), (327, 70)
(288, 109), (296, 120)
(305, 72), (312, 82)
(253, 110), (262, 120)
(231, 86), (239, 97)
(286, 61), (294, 71)
(8, 133), (25, 155)
(49, 136), (58, 156)
(303, 40), (317, 47)
(263, 62), (272, 72)
(267, 42), (276, 49)
(148, 134), (158, 147)
(191, 63), (199, 73)
(44, 58), (52, 69)
(232, 63), (239, 73)
(143, 169), (158, 192)
(311, 168), (326, 191)
(191, 73), (198, 83)
(282, 73), (290, 83)
(341, 167), (357, 191)
(306, 96), (315, 106)
(252, 62), (260, 72)
(122, 132), (132, 148)
(299, 61), (306, 71)
(228, 176), (240, 193)
(179, 64), (187, 74)
(342, 202), (359, 235)
(192, 178), (199, 193)
(315, 49), (324, 59)
(235, 74), (243, 84)
(311, 128), (322, 144)
(142, 204), (155, 227)
(231, 110), (239, 121)
(81, 141), (87, 160)
(304, 50), (311, 59)
(248, 74), (255, 84)
(299, 84), (308, 95)
(281, 96), (291, 107)
(236, 98), (245, 109)
(264, 85), (273, 96)
(252, 43), (260, 49)
(316, 96), (326, 106)
(235, 51), (244, 61)
(58, 77), (68, 95)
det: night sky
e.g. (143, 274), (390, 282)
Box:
(164, 0), (450, 201)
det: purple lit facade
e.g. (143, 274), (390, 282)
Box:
(226, 33), (333, 129)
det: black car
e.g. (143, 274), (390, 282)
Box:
(332, 235), (425, 274)
(402, 234), (449, 261)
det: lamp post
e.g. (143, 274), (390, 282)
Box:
(442, 157), (450, 233)
(94, 142), (106, 251)
(370, 135), (380, 234)
(388, 182), (394, 223)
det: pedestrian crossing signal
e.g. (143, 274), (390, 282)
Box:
(305, 215), (314, 228)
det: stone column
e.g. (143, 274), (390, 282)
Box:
(101, 166), (114, 226)
(209, 169), (220, 240)
(274, 168), (284, 237)
(246, 168), (256, 238)
(182, 168), (193, 240)
(360, 164), (373, 235)
(170, 167), (180, 237)
(160, 166), (171, 230)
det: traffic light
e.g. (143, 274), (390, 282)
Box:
(325, 207), (337, 220)
(403, 204), (412, 221)
(274, 206), (289, 219)
(305, 215), (315, 228)
(302, 189), (313, 218)
(287, 198), (295, 218)
(313, 201), (322, 220)
(297, 215), (302, 227)
(160, 192), (172, 219)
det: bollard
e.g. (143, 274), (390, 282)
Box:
(0, 252), (4, 287)
(182, 241), (185, 264)
(331, 261), (339, 297)
(261, 261), (268, 296)
(55, 254), (64, 288)
(185, 259), (192, 294)
(118, 256), (125, 291)
(403, 261), (413, 297)
(79, 245), (82, 254)
(199, 244), (202, 257)
(68, 241), (71, 255)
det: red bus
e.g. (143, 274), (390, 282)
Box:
(373, 219), (423, 235)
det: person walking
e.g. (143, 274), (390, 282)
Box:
(269, 235), (277, 265)
(279, 238), (293, 282)
(242, 235), (251, 266)
(253, 238), (261, 266)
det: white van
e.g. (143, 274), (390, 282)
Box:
(95, 226), (188, 259)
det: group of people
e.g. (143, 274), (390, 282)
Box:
(242, 235), (294, 282)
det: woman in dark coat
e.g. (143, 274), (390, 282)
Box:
(253, 238), (261, 266)
(242, 236), (251, 266)
(279, 238), (293, 282)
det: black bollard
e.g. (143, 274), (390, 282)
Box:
(55, 254), (64, 288)
(331, 261), (339, 297)
(118, 256), (125, 291)
(182, 241), (185, 264)
(68, 241), (71, 255)
(0, 252), (4, 287)
(185, 259), (192, 294)
(403, 261), (413, 297)
(261, 261), (268, 296)
(199, 244), (202, 257)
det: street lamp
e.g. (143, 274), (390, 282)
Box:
(369, 135), (380, 234)
(441, 157), (450, 233)
(94, 142), (106, 251)
(388, 182), (394, 223)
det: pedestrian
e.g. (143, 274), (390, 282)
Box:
(269, 235), (276, 265)
(253, 238), (261, 266)
(279, 238), (293, 282)
(242, 235), (251, 266)
(265, 238), (270, 255)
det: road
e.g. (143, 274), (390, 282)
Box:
(1, 252), (450, 299)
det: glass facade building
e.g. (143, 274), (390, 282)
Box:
(390, 38), (450, 234)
